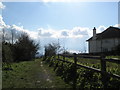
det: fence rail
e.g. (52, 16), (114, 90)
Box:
(56, 53), (120, 88)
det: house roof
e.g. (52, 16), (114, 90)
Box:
(87, 26), (120, 41)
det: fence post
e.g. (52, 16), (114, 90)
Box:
(43, 54), (47, 61)
(100, 54), (107, 88)
(63, 55), (65, 61)
(58, 54), (59, 59)
(73, 53), (77, 89)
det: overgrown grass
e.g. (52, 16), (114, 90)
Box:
(59, 55), (120, 75)
(105, 56), (120, 75)
(2, 59), (71, 88)
(106, 56), (120, 59)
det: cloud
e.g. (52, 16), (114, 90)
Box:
(0, 18), (39, 42)
(97, 25), (106, 33)
(71, 27), (89, 37)
(61, 30), (68, 36)
(41, 32), (52, 37)
(0, 2), (5, 9)
(36, 25), (108, 40)
(0, 15), (114, 44)
(11, 24), (39, 40)
(38, 28), (57, 38)
(114, 24), (120, 28)
(37, 27), (91, 39)
(0, 15), (6, 41)
(68, 50), (80, 54)
(0, 15), (6, 26)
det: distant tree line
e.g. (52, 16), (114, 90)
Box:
(44, 42), (72, 59)
(2, 33), (39, 62)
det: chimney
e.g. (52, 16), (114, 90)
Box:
(93, 27), (96, 40)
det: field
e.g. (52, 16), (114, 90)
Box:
(59, 55), (120, 75)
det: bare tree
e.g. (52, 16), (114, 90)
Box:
(44, 42), (61, 57)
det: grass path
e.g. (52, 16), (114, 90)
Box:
(2, 59), (71, 88)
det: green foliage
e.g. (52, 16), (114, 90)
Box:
(2, 33), (39, 62)
(44, 56), (120, 88)
(106, 55), (120, 60)
(2, 42), (14, 62)
(14, 33), (39, 61)
(44, 42), (60, 57)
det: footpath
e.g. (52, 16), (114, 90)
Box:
(2, 59), (71, 88)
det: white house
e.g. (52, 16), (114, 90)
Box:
(87, 26), (120, 53)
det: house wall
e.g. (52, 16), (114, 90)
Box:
(89, 40), (97, 53)
(89, 38), (120, 53)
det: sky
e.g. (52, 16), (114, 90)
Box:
(2, 2), (118, 30)
(0, 1), (119, 54)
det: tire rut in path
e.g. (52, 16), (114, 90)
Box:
(37, 61), (55, 88)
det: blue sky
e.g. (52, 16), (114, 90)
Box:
(3, 2), (118, 30)
(0, 2), (119, 54)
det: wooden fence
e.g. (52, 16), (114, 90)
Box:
(56, 53), (120, 89)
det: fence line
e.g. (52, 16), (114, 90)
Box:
(56, 53), (120, 88)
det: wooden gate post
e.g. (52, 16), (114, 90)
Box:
(100, 54), (107, 88)
(63, 55), (65, 61)
(43, 53), (47, 61)
(58, 54), (59, 59)
(73, 53), (77, 89)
